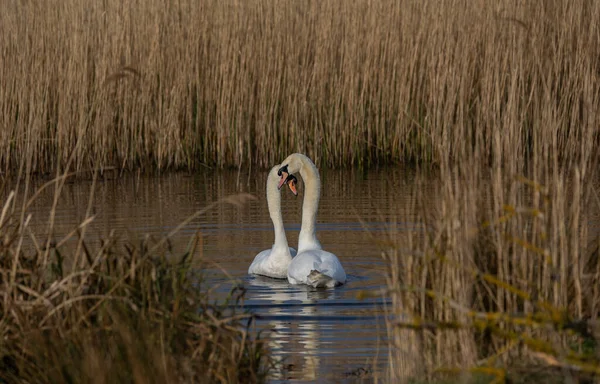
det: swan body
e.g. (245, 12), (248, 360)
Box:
(248, 166), (297, 279)
(287, 249), (346, 288)
(278, 153), (347, 287)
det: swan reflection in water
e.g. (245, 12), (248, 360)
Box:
(245, 276), (344, 381)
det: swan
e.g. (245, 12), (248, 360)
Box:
(248, 165), (298, 279)
(277, 153), (347, 287)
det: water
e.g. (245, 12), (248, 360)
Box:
(21, 167), (426, 382)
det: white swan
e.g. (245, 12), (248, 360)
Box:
(248, 165), (298, 279)
(277, 153), (347, 287)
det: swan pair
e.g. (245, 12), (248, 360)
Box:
(248, 153), (346, 288)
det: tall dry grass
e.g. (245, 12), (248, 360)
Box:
(0, 171), (270, 383)
(2, 0), (598, 174)
(384, 167), (600, 383)
(325, 1), (600, 381)
(376, 1), (600, 381)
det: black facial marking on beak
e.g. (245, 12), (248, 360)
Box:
(277, 164), (289, 177)
(285, 174), (298, 187)
(277, 164), (289, 190)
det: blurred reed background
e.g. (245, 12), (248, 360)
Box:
(1, 0), (596, 174)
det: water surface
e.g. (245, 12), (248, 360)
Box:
(22, 167), (428, 382)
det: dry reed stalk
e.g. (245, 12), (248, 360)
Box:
(1, 1), (598, 173)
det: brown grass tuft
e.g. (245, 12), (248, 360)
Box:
(0, 175), (270, 383)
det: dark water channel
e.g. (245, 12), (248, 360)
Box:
(23, 167), (429, 382)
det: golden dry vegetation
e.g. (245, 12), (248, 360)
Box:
(2, 0), (600, 382)
(0, 179), (270, 383)
(2, 0), (597, 174)
(373, 1), (600, 381)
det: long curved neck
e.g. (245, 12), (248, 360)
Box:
(267, 169), (290, 254)
(298, 156), (322, 252)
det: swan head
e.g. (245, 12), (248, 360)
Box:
(277, 153), (308, 191)
(277, 153), (307, 176)
(277, 165), (298, 196)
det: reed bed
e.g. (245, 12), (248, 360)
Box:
(0, 174), (270, 383)
(380, 0), (600, 373)
(384, 163), (600, 382)
(366, 1), (600, 381)
(1, 0), (598, 173)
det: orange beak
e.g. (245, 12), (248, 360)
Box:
(278, 172), (288, 190)
(288, 179), (298, 196)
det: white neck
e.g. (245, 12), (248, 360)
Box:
(266, 168), (292, 256)
(296, 155), (323, 252)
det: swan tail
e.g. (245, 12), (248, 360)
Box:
(307, 270), (341, 288)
